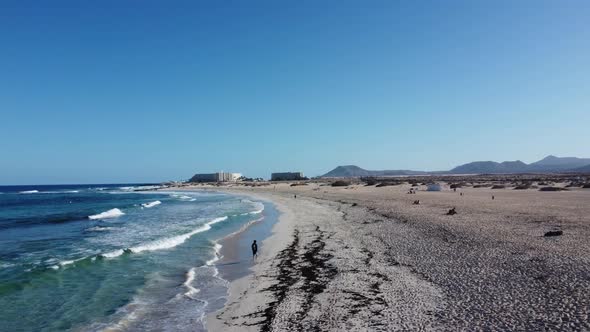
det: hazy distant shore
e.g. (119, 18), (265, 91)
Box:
(168, 180), (590, 331)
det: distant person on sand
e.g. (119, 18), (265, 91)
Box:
(251, 240), (258, 259)
(492, 195), (495, 200)
(294, 194), (297, 199)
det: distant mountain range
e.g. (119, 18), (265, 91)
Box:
(321, 165), (429, 178)
(321, 155), (590, 177)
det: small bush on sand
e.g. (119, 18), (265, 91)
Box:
(364, 178), (378, 186)
(539, 187), (568, 191)
(514, 185), (531, 190)
(376, 181), (401, 187)
(332, 180), (351, 187)
(491, 185), (506, 189)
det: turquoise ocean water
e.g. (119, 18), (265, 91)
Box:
(0, 184), (270, 331)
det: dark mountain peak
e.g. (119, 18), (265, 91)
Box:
(540, 155), (558, 161)
(530, 155), (590, 169)
(450, 160), (529, 174)
(335, 165), (365, 171)
(323, 155), (590, 177)
(321, 165), (427, 178)
(501, 160), (526, 166)
(322, 165), (370, 177)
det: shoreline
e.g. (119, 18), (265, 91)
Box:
(205, 191), (297, 331)
(165, 188), (301, 331)
(157, 189), (292, 331)
(212, 198), (280, 282)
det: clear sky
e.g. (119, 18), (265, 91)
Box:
(1, 0), (589, 184)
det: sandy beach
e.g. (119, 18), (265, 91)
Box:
(172, 182), (590, 331)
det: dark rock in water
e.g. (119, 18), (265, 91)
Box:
(544, 230), (563, 237)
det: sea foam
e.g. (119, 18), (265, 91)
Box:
(183, 268), (200, 298)
(206, 243), (223, 266)
(243, 200), (265, 214)
(88, 208), (125, 220)
(101, 249), (126, 259)
(141, 200), (162, 208)
(19, 190), (39, 194)
(86, 226), (114, 232)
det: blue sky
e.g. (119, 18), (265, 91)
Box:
(1, 1), (589, 184)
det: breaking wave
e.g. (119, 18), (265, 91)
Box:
(130, 217), (228, 253)
(88, 208), (125, 220)
(141, 200), (161, 208)
(183, 268), (200, 298)
(100, 216), (229, 258)
(206, 243), (223, 266)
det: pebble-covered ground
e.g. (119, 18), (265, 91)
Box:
(208, 182), (590, 331)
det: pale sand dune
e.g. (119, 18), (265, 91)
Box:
(175, 182), (590, 331)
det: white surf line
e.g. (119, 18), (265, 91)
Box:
(141, 200), (162, 208)
(184, 267), (200, 298)
(88, 208), (125, 220)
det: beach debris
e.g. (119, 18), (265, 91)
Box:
(544, 230), (563, 237)
(446, 207), (457, 215)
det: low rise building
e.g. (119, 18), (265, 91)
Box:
(271, 172), (305, 181)
(189, 173), (218, 182)
(189, 172), (243, 183)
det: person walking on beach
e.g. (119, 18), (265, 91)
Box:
(251, 240), (258, 259)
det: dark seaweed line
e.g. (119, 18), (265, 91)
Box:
(241, 226), (338, 332)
